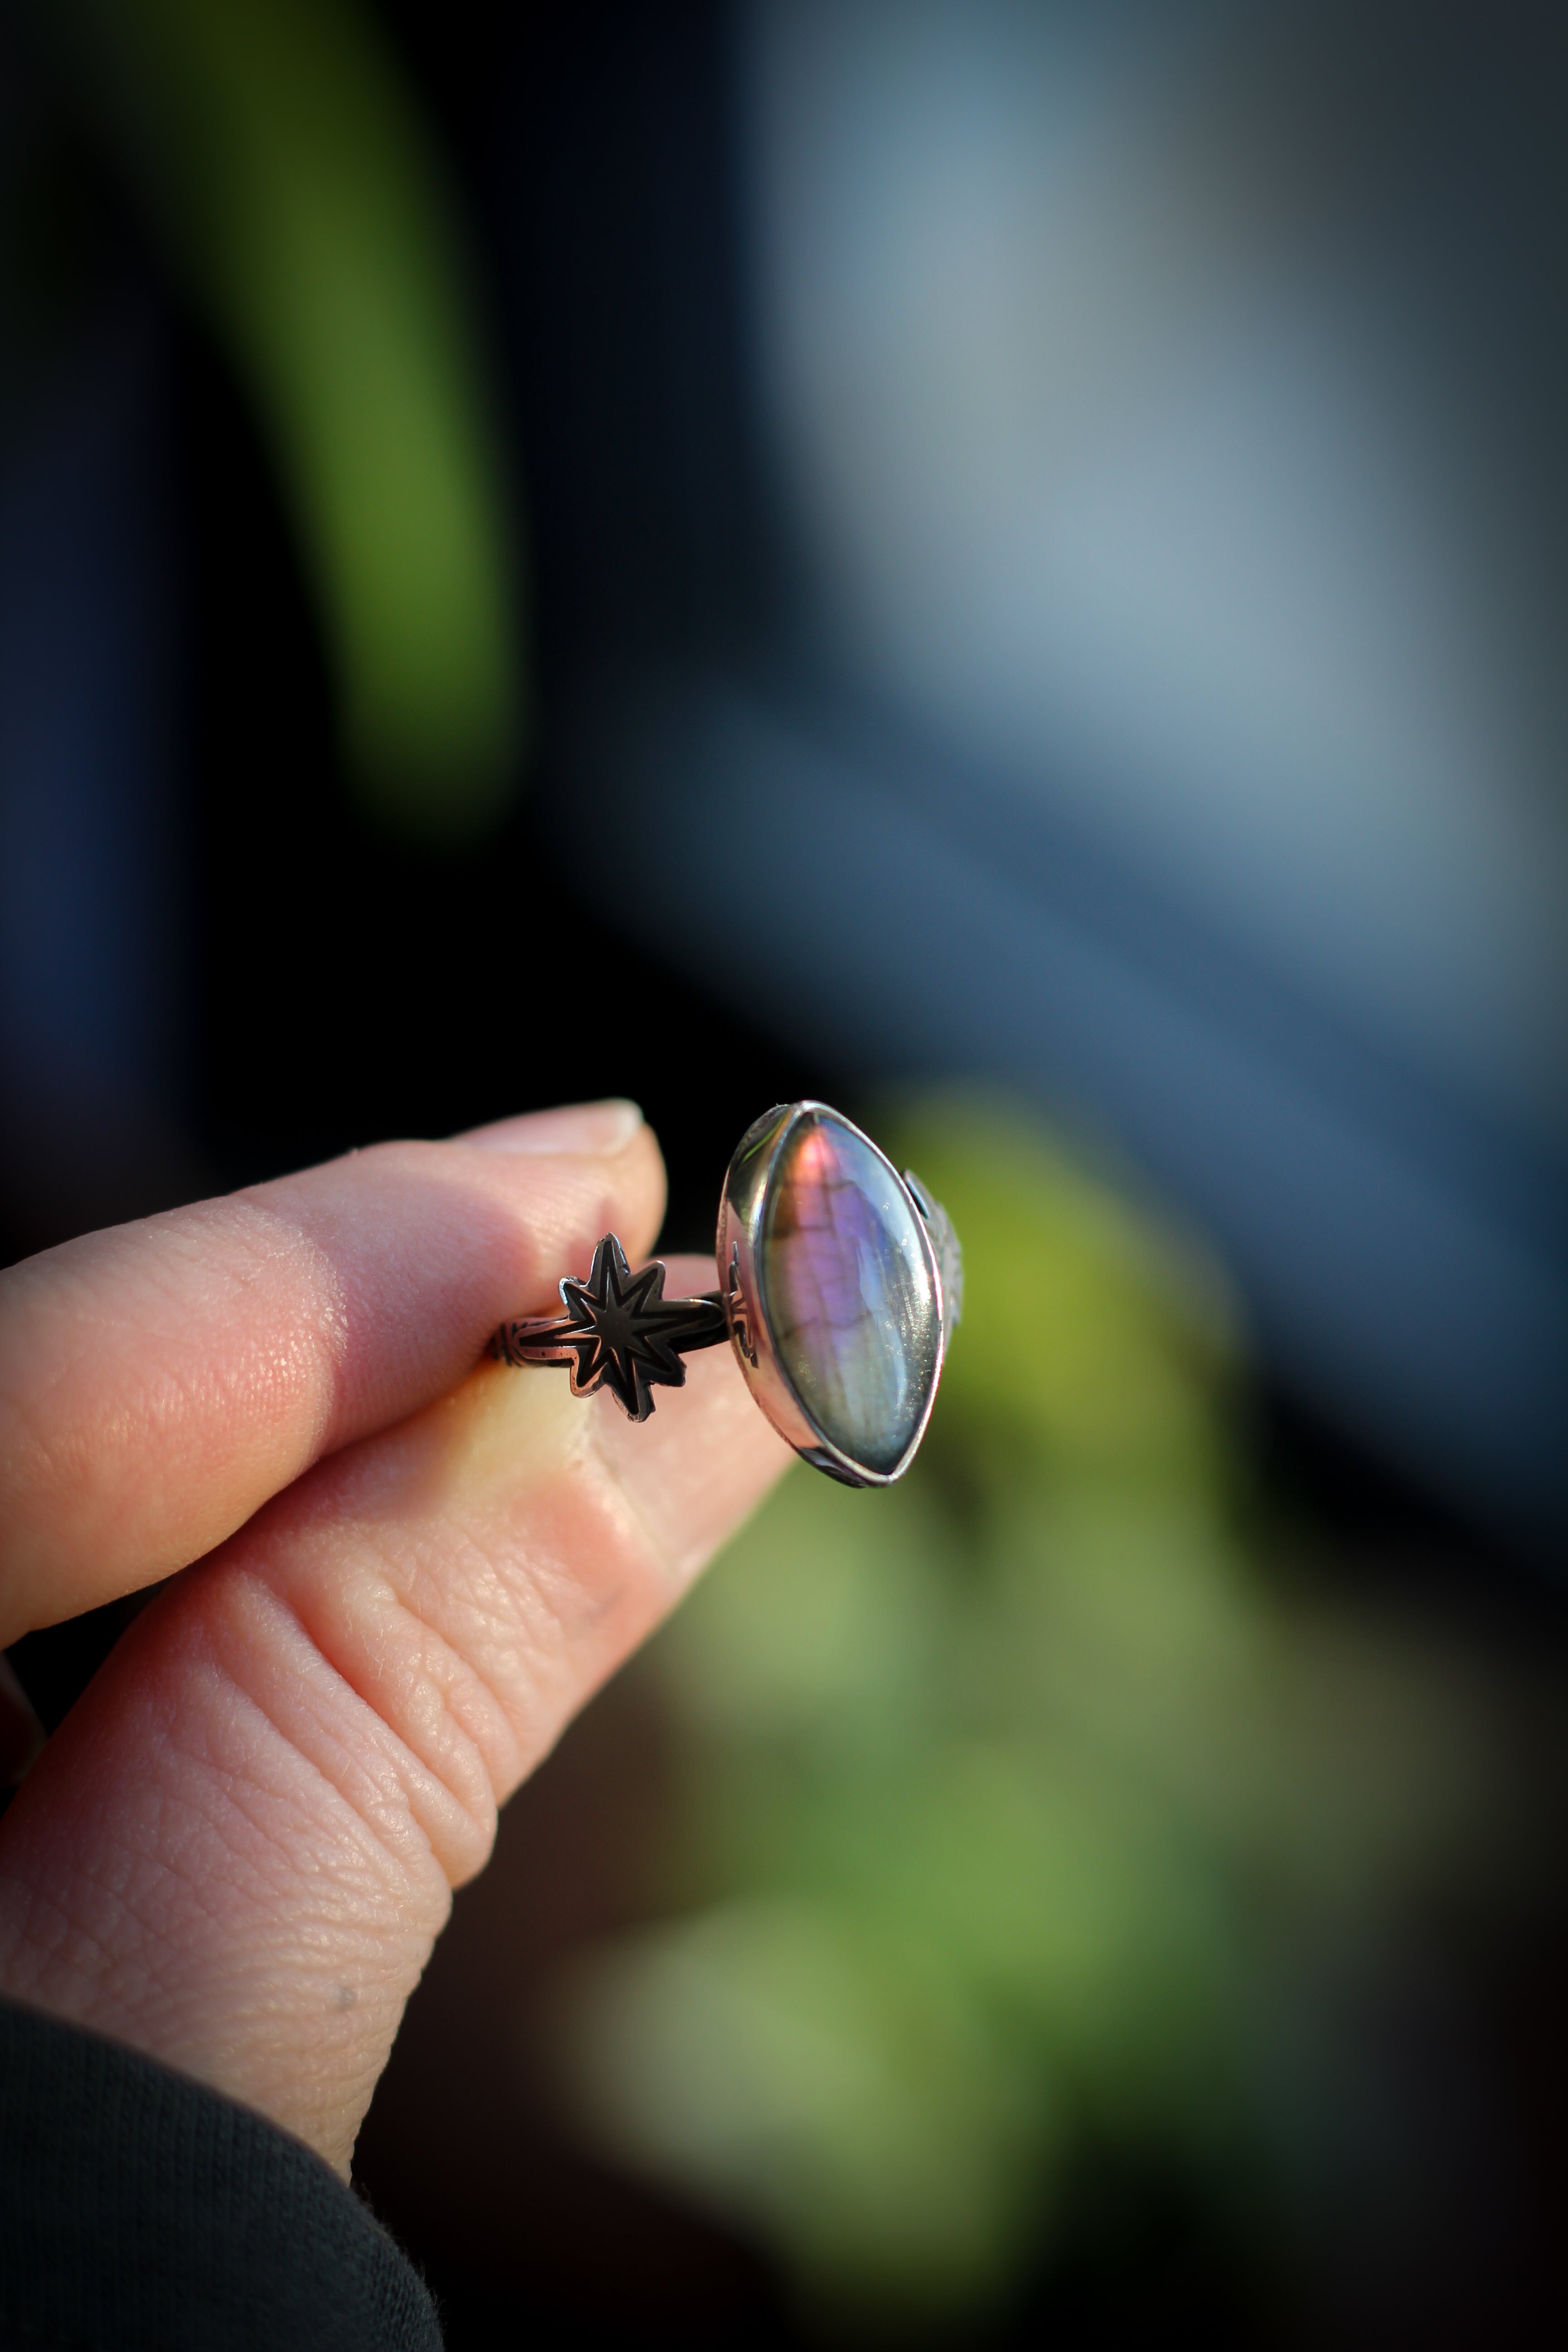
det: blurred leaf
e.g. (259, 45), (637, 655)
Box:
(556, 1097), (1518, 2325)
(896, 1094), (1243, 1489)
(563, 1896), (1059, 2322)
(55, 0), (524, 837)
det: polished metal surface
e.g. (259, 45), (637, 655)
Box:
(714, 1101), (959, 1486)
(489, 1103), (962, 1480)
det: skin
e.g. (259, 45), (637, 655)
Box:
(0, 1100), (793, 2175)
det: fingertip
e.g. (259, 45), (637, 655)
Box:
(456, 1100), (643, 1156)
(0, 1113), (674, 1648)
(444, 1111), (668, 1276)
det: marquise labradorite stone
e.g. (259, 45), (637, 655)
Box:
(760, 1110), (940, 1476)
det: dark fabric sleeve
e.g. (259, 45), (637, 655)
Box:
(0, 1998), (442, 2352)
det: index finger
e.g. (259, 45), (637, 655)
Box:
(0, 1100), (665, 1649)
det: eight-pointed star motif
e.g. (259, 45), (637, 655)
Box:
(490, 1234), (729, 1421)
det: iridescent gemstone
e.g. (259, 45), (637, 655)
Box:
(760, 1110), (940, 1475)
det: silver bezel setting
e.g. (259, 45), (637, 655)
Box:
(715, 1101), (956, 1488)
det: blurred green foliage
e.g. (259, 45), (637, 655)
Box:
(53, 0), (524, 838)
(561, 1098), (1513, 2329)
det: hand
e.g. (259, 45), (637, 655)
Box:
(0, 1102), (791, 2173)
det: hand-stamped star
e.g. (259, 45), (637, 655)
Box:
(489, 1234), (729, 1421)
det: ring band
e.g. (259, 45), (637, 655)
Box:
(488, 1102), (962, 1487)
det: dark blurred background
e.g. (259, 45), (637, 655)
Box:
(3, 2), (1568, 2343)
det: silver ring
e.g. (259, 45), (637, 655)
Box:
(488, 1102), (962, 1487)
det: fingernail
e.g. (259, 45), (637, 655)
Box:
(459, 1100), (644, 1156)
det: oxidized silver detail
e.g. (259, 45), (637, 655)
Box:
(902, 1171), (963, 1330)
(725, 1240), (758, 1367)
(489, 1232), (727, 1422)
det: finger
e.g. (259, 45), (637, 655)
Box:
(0, 1259), (793, 2172)
(0, 1100), (663, 1649)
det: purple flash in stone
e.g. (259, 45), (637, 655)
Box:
(759, 1110), (941, 1478)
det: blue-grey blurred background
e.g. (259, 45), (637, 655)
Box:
(3, 2), (1567, 2343)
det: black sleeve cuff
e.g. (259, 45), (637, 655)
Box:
(0, 1997), (441, 2351)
